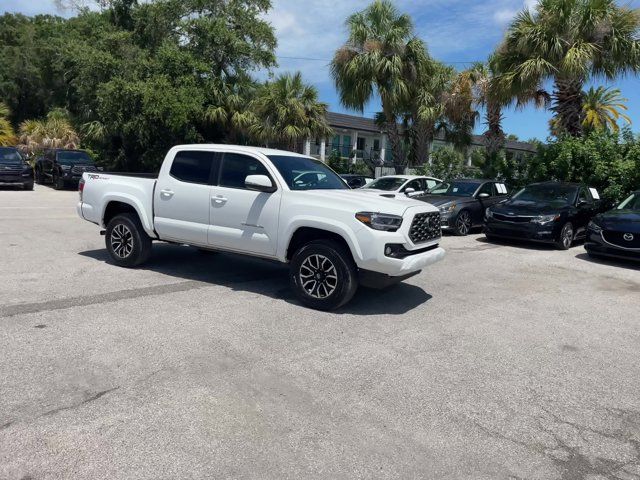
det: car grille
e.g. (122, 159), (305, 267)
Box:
(409, 212), (441, 244)
(493, 213), (532, 223)
(603, 231), (640, 249)
(71, 165), (98, 175)
(0, 165), (23, 175)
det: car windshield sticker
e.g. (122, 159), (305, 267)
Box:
(589, 188), (600, 200)
(496, 184), (507, 194)
(453, 187), (459, 193)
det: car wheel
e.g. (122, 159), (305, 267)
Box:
(454, 210), (472, 236)
(53, 172), (64, 190)
(290, 240), (358, 311)
(105, 213), (152, 267)
(555, 222), (574, 250)
(23, 182), (34, 191)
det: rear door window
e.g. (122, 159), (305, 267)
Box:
(170, 151), (218, 184)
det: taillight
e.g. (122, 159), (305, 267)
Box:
(79, 178), (85, 200)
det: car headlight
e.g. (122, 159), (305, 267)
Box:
(355, 212), (403, 232)
(439, 203), (456, 214)
(60, 165), (71, 171)
(485, 208), (493, 219)
(531, 214), (561, 225)
(587, 220), (602, 233)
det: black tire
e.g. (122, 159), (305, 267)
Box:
(555, 222), (574, 250)
(485, 233), (496, 242)
(53, 172), (64, 190)
(23, 182), (34, 191)
(35, 168), (44, 185)
(290, 240), (358, 311)
(196, 247), (219, 255)
(105, 213), (152, 267)
(453, 210), (472, 236)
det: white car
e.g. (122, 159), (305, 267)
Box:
(77, 145), (445, 311)
(362, 175), (442, 198)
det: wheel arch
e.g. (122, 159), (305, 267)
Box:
(285, 225), (360, 264)
(101, 196), (155, 237)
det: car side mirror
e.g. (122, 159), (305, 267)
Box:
(577, 199), (589, 207)
(404, 187), (416, 195)
(478, 193), (490, 198)
(245, 174), (276, 193)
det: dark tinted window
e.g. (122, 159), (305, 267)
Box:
(170, 151), (215, 184)
(577, 187), (592, 204)
(57, 151), (93, 165)
(220, 153), (270, 189)
(431, 181), (481, 197)
(511, 184), (578, 207)
(403, 179), (423, 192)
(477, 182), (494, 196)
(0, 147), (22, 164)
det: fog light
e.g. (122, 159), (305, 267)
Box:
(385, 246), (392, 255)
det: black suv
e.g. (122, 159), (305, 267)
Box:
(485, 181), (604, 250)
(0, 147), (34, 190)
(35, 149), (98, 189)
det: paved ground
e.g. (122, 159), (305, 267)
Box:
(0, 185), (639, 480)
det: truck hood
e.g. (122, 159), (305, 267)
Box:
(293, 189), (438, 216)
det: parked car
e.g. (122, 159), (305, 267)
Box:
(78, 145), (445, 311)
(361, 175), (442, 198)
(340, 174), (374, 188)
(484, 181), (603, 250)
(35, 149), (98, 189)
(0, 147), (34, 190)
(585, 190), (640, 262)
(416, 179), (509, 236)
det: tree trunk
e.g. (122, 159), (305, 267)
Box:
(484, 101), (505, 157)
(412, 120), (433, 167)
(552, 77), (584, 137)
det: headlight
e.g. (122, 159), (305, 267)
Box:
(60, 165), (71, 171)
(485, 208), (493, 219)
(355, 212), (403, 232)
(587, 220), (602, 233)
(531, 214), (561, 225)
(438, 203), (456, 214)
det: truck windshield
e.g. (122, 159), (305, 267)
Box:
(57, 151), (93, 165)
(268, 155), (348, 190)
(0, 147), (23, 164)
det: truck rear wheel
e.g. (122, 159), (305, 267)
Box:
(290, 240), (358, 311)
(105, 213), (152, 267)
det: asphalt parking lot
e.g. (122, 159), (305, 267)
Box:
(1, 185), (639, 480)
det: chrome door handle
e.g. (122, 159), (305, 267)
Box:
(160, 189), (174, 198)
(212, 195), (228, 204)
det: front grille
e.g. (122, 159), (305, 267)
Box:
(409, 212), (441, 244)
(0, 165), (22, 174)
(71, 165), (98, 175)
(493, 213), (532, 223)
(603, 231), (640, 249)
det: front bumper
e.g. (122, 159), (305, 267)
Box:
(585, 231), (640, 262)
(0, 174), (33, 186)
(484, 219), (559, 244)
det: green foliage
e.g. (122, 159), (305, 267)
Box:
(0, 1), (277, 171)
(417, 146), (480, 180)
(0, 102), (16, 146)
(326, 149), (349, 174)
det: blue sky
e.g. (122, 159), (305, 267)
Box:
(4, 0), (640, 141)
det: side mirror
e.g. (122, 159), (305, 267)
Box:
(245, 174), (276, 193)
(577, 199), (589, 207)
(478, 193), (490, 198)
(404, 187), (416, 196)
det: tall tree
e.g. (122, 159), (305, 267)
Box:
(493, 0), (640, 137)
(331, 0), (424, 172)
(18, 109), (80, 156)
(250, 72), (333, 151)
(582, 86), (631, 133)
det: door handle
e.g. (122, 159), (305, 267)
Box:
(211, 195), (228, 205)
(160, 189), (174, 198)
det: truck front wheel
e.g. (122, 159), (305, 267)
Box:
(105, 213), (152, 267)
(290, 240), (358, 311)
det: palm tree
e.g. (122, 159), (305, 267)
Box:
(205, 79), (257, 144)
(493, 0), (640, 137)
(250, 72), (332, 151)
(331, 0), (425, 171)
(18, 109), (80, 156)
(440, 69), (480, 157)
(0, 102), (17, 146)
(582, 86), (631, 133)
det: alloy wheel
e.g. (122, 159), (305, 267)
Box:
(299, 254), (338, 299)
(111, 224), (134, 259)
(562, 224), (573, 249)
(456, 211), (471, 235)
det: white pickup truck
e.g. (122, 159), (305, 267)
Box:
(78, 145), (445, 310)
